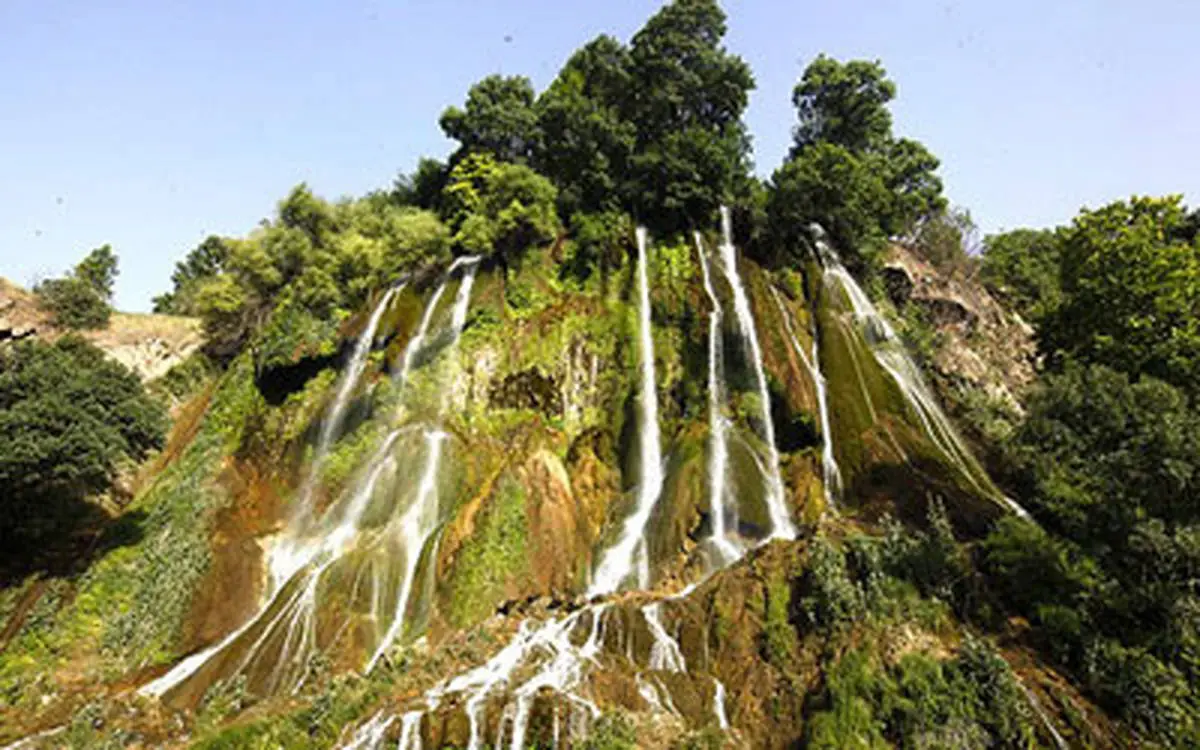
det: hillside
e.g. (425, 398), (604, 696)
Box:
(0, 277), (203, 381)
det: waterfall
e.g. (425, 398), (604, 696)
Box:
(142, 257), (482, 702)
(291, 284), (402, 532)
(398, 255), (480, 382)
(770, 287), (841, 507)
(716, 207), (795, 540)
(814, 234), (1029, 517)
(365, 429), (445, 672)
(695, 232), (740, 564)
(587, 227), (664, 596)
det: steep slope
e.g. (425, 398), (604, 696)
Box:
(0, 224), (1106, 749)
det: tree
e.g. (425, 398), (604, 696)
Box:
(391, 157), (449, 211)
(623, 0), (755, 233)
(534, 36), (636, 217)
(791, 55), (895, 155)
(980, 228), (1063, 321)
(766, 142), (892, 268)
(153, 235), (230, 314)
(74, 245), (118, 300)
(440, 75), (541, 163)
(1040, 196), (1200, 396)
(442, 153), (559, 269)
(35, 245), (119, 329)
(766, 56), (945, 268)
(0, 336), (165, 559)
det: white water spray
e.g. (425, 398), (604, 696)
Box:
(365, 429), (446, 672)
(695, 232), (740, 564)
(588, 228), (664, 596)
(716, 207), (795, 540)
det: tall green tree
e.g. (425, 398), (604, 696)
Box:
(534, 35), (636, 217)
(623, 0), (754, 233)
(440, 75), (541, 163)
(790, 55), (895, 155)
(0, 336), (165, 561)
(153, 235), (230, 314)
(767, 55), (944, 268)
(979, 227), (1063, 321)
(1041, 195), (1200, 396)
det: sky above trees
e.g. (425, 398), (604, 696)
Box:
(1, 0), (1197, 310)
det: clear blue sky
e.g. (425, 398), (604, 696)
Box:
(2, 0), (1197, 311)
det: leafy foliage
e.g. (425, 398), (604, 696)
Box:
(34, 245), (118, 329)
(766, 56), (945, 271)
(440, 74), (541, 163)
(153, 236), (230, 314)
(979, 227), (1062, 321)
(1040, 195), (1200, 396)
(0, 337), (165, 566)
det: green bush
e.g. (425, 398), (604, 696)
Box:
(35, 245), (117, 329)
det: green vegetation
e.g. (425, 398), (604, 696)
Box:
(979, 227), (1062, 321)
(765, 56), (945, 271)
(34, 245), (118, 329)
(579, 711), (638, 750)
(0, 336), (165, 573)
(445, 476), (529, 627)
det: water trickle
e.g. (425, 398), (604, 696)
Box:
(341, 711), (396, 749)
(713, 678), (730, 730)
(695, 233), (740, 565)
(588, 227), (664, 596)
(398, 255), (480, 383)
(644, 602), (686, 673)
(366, 429), (446, 672)
(771, 287), (841, 507)
(716, 207), (795, 540)
(814, 233), (1029, 517)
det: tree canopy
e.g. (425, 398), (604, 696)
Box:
(35, 245), (118, 329)
(766, 55), (945, 270)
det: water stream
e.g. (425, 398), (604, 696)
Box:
(814, 234), (1029, 517)
(141, 257), (481, 701)
(716, 207), (795, 540)
(770, 286), (841, 507)
(694, 232), (740, 564)
(587, 227), (664, 596)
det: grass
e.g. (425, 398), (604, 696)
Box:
(445, 475), (529, 628)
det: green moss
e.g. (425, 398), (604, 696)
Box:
(446, 475), (529, 628)
(764, 575), (795, 668)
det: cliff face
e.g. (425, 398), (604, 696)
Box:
(0, 239), (1103, 749)
(0, 277), (203, 381)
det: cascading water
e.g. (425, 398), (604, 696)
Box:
(716, 207), (795, 540)
(770, 286), (842, 506)
(813, 233), (1029, 517)
(142, 257), (481, 702)
(587, 227), (664, 596)
(695, 232), (740, 564)
(290, 283), (403, 541)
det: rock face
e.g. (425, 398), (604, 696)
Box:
(0, 277), (203, 381)
(883, 246), (1036, 410)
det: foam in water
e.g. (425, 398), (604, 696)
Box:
(695, 232), (741, 564)
(588, 227), (664, 596)
(142, 258), (482, 702)
(716, 207), (795, 540)
(770, 286), (842, 506)
(814, 233), (1029, 517)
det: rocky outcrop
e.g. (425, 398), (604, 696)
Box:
(0, 277), (203, 381)
(883, 246), (1036, 410)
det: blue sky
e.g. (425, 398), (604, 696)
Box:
(1, 0), (1197, 311)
